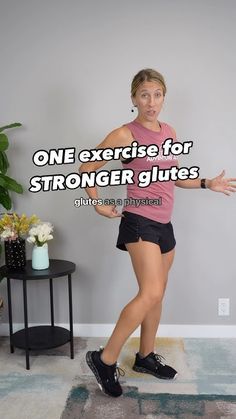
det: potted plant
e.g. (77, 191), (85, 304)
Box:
(0, 122), (24, 316)
(0, 213), (39, 269)
(0, 122), (24, 255)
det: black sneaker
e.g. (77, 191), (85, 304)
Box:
(132, 351), (178, 380)
(86, 346), (125, 397)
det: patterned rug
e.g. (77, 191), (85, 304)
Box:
(0, 336), (236, 418)
(63, 385), (236, 418)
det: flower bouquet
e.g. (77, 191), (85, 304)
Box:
(0, 213), (39, 241)
(27, 222), (53, 270)
(0, 213), (39, 270)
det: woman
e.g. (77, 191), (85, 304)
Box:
(80, 68), (236, 398)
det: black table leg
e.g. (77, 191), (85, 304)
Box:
(7, 277), (14, 353)
(68, 274), (74, 359)
(23, 277), (30, 370)
(49, 278), (54, 327)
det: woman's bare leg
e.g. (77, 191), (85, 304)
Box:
(101, 239), (165, 365)
(138, 248), (175, 356)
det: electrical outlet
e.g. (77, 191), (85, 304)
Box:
(218, 298), (230, 316)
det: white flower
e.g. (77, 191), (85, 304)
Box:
(27, 236), (36, 243)
(27, 221), (54, 245)
(0, 228), (13, 240)
(28, 227), (38, 237)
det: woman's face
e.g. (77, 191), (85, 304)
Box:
(132, 80), (164, 122)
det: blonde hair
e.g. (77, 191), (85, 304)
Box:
(131, 68), (167, 97)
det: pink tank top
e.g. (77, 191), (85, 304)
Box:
(122, 120), (178, 223)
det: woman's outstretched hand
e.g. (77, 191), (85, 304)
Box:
(208, 170), (236, 196)
(95, 204), (123, 218)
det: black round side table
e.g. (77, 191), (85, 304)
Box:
(0, 259), (76, 370)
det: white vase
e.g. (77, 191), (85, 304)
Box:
(32, 243), (49, 270)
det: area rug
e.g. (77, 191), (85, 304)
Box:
(62, 384), (236, 418)
(0, 336), (236, 418)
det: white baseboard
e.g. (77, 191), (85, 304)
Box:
(0, 323), (236, 338)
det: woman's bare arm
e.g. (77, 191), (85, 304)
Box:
(79, 126), (133, 217)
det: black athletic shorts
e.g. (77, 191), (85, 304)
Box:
(116, 211), (176, 254)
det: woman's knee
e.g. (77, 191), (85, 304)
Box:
(138, 288), (164, 308)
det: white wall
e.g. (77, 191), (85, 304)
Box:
(0, 0), (236, 330)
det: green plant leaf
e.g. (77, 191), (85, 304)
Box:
(0, 187), (12, 210)
(0, 174), (23, 193)
(0, 134), (9, 151)
(0, 151), (9, 174)
(0, 123), (22, 133)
